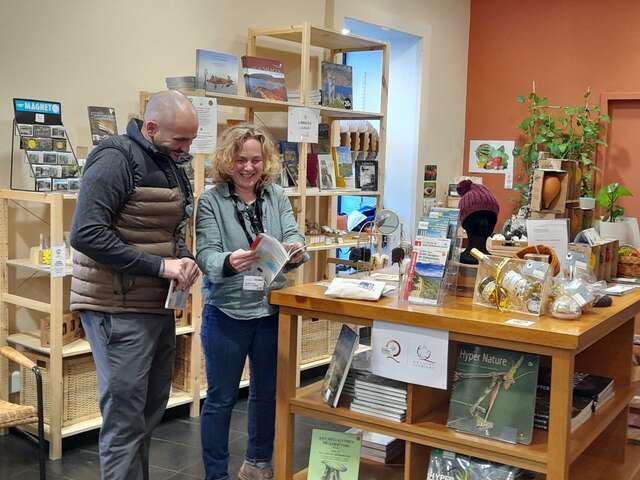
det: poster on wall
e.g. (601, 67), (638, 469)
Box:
(468, 140), (514, 173)
(423, 164), (437, 199)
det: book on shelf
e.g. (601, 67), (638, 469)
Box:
(537, 366), (615, 410)
(249, 233), (305, 287)
(345, 428), (404, 464)
(403, 237), (451, 306)
(279, 141), (299, 186)
(287, 89), (322, 105)
(275, 155), (290, 188)
(196, 49), (239, 95)
(241, 55), (287, 101)
(349, 374), (408, 422)
(317, 123), (331, 154)
(165, 76), (196, 90)
(355, 160), (378, 191)
(333, 145), (353, 188)
(350, 403), (406, 422)
(321, 62), (353, 109)
(317, 154), (337, 190)
(307, 429), (361, 480)
(533, 389), (594, 432)
(426, 448), (533, 480)
(307, 152), (319, 187)
(321, 324), (359, 407)
(447, 344), (540, 445)
(87, 106), (118, 145)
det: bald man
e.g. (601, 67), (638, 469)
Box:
(70, 91), (200, 480)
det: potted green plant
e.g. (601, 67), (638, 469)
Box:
(597, 182), (633, 242)
(513, 87), (609, 210)
(512, 91), (561, 207)
(547, 88), (609, 208)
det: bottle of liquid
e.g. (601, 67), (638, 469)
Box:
(471, 248), (538, 312)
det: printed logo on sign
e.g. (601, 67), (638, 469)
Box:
(381, 339), (401, 363)
(413, 344), (436, 369)
(15, 100), (60, 114)
(358, 281), (374, 290)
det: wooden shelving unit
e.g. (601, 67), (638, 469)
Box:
(0, 189), (206, 459)
(270, 283), (640, 480)
(139, 22), (390, 384)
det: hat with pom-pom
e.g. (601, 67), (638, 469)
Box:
(456, 179), (499, 223)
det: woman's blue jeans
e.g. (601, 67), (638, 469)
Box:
(200, 304), (278, 480)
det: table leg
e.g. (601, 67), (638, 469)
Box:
(274, 311), (298, 480)
(547, 349), (574, 480)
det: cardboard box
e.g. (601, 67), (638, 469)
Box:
(40, 311), (84, 347)
(539, 158), (579, 202)
(568, 239), (619, 281)
(530, 168), (568, 214)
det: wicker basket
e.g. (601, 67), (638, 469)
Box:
(618, 256), (640, 277)
(173, 335), (205, 392)
(301, 318), (331, 363)
(20, 351), (100, 427)
(174, 336), (249, 391)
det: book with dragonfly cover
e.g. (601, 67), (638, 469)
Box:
(447, 344), (539, 444)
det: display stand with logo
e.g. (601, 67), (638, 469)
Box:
(10, 98), (81, 192)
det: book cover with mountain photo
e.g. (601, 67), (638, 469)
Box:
(406, 237), (451, 305)
(447, 344), (539, 445)
(321, 62), (353, 109)
(242, 55), (287, 101)
(196, 49), (238, 94)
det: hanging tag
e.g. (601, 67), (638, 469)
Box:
(243, 275), (264, 291)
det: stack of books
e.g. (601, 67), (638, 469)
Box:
(288, 89), (322, 105)
(345, 428), (404, 464)
(346, 373), (407, 422)
(534, 367), (614, 432)
(165, 76), (196, 90)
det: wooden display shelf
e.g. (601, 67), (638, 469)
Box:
(304, 188), (381, 197)
(291, 382), (548, 473)
(7, 331), (91, 357)
(175, 325), (195, 336)
(270, 283), (640, 480)
(293, 458), (403, 480)
(306, 241), (361, 252)
(6, 258), (73, 276)
(251, 24), (386, 52)
(8, 326), (194, 357)
(20, 388), (195, 441)
(315, 105), (383, 120)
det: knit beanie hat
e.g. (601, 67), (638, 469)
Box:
(457, 179), (500, 223)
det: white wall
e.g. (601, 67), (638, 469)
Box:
(332, 0), (471, 230)
(0, 0), (325, 185)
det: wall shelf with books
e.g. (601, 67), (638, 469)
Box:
(270, 283), (640, 480)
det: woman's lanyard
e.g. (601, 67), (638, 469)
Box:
(230, 184), (264, 247)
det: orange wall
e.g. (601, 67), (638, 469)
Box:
(464, 0), (640, 229)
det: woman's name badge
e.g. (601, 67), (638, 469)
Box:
(243, 275), (265, 291)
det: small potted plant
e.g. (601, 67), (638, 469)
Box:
(597, 182), (633, 242)
(546, 88), (609, 208)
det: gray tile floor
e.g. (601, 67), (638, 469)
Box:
(0, 372), (344, 480)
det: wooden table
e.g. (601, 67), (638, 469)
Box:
(270, 283), (640, 480)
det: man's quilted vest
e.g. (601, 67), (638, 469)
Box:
(70, 131), (189, 313)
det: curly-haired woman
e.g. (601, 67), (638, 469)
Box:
(195, 123), (307, 480)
